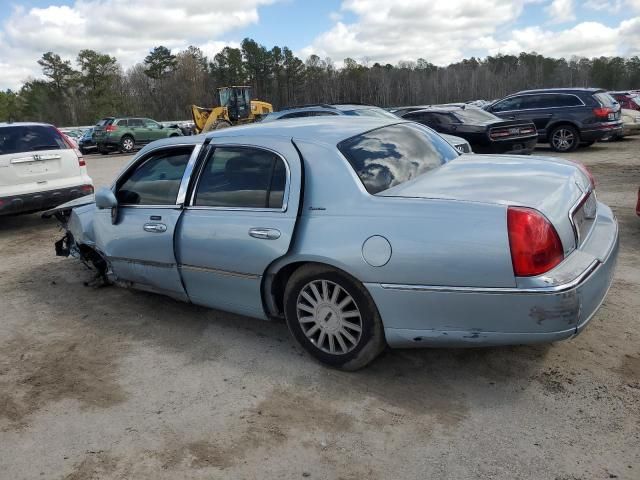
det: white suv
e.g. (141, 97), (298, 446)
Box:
(0, 123), (93, 216)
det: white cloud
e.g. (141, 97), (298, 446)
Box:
(545, 0), (575, 24)
(303, 0), (529, 66)
(0, 0), (277, 89)
(303, 0), (640, 66)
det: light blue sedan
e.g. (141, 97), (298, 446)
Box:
(47, 117), (619, 370)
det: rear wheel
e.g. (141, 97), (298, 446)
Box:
(549, 125), (579, 152)
(284, 264), (386, 370)
(119, 135), (135, 153)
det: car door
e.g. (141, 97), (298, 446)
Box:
(93, 144), (200, 300)
(144, 119), (166, 141)
(128, 118), (148, 143)
(176, 137), (302, 319)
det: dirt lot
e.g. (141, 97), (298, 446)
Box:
(1, 141), (639, 480)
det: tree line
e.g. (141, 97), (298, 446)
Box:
(1, 37), (640, 127)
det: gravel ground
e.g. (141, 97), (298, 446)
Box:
(1, 141), (639, 480)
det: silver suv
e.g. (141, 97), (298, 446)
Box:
(0, 123), (94, 216)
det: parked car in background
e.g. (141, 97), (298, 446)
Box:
(400, 104), (537, 154)
(263, 104), (472, 152)
(262, 103), (399, 122)
(94, 117), (183, 154)
(609, 91), (640, 112)
(619, 109), (640, 138)
(46, 116), (617, 370)
(78, 127), (97, 154)
(162, 121), (196, 136)
(0, 122), (93, 216)
(386, 105), (432, 117)
(485, 88), (623, 152)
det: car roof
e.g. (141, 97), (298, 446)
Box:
(0, 122), (55, 128)
(143, 116), (404, 151)
(512, 88), (605, 95)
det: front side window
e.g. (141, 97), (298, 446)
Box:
(338, 123), (457, 195)
(144, 119), (161, 128)
(194, 146), (287, 209)
(490, 96), (522, 112)
(116, 147), (192, 205)
(128, 119), (144, 128)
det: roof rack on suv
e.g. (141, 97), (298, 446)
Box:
(280, 103), (337, 111)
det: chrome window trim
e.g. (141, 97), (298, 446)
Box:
(176, 144), (203, 206)
(187, 143), (291, 213)
(491, 93), (586, 114)
(380, 260), (599, 295)
(111, 142), (200, 209)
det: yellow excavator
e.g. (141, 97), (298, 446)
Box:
(191, 86), (273, 133)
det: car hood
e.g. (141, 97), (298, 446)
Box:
(381, 154), (590, 252)
(42, 194), (95, 217)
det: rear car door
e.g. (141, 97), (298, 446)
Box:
(143, 119), (166, 141)
(93, 145), (199, 300)
(128, 118), (148, 143)
(0, 125), (86, 207)
(176, 137), (302, 319)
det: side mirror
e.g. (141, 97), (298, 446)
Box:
(95, 187), (117, 209)
(95, 187), (119, 224)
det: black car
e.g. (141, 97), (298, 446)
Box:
(484, 88), (623, 152)
(78, 127), (96, 155)
(400, 104), (538, 154)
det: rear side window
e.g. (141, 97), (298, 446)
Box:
(116, 148), (192, 205)
(594, 92), (617, 107)
(338, 123), (458, 195)
(0, 125), (67, 155)
(116, 119), (129, 127)
(194, 146), (287, 209)
(491, 96), (522, 112)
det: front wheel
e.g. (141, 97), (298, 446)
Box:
(549, 125), (579, 152)
(284, 264), (386, 370)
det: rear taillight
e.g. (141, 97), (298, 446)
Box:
(105, 125), (118, 132)
(75, 148), (86, 167)
(593, 107), (613, 119)
(567, 158), (596, 189)
(507, 207), (564, 277)
(636, 188), (640, 217)
(81, 184), (94, 195)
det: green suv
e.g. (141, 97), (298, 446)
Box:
(94, 117), (183, 154)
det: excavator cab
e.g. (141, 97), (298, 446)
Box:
(191, 85), (273, 133)
(219, 86), (252, 122)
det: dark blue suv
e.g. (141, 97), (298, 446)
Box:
(485, 88), (622, 152)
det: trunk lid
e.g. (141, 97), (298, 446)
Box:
(381, 154), (592, 254)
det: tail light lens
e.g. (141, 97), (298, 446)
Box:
(105, 125), (118, 132)
(507, 207), (564, 277)
(75, 149), (86, 167)
(80, 184), (94, 195)
(593, 107), (613, 119)
(636, 188), (640, 217)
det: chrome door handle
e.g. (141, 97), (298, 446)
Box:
(143, 223), (167, 233)
(249, 227), (281, 240)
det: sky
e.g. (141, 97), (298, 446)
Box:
(1, 0), (639, 90)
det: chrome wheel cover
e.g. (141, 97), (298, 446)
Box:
(296, 280), (363, 355)
(122, 138), (134, 151)
(552, 128), (574, 151)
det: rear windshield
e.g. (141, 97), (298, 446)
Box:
(0, 125), (67, 155)
(453, 107), (498, 123)
(338, 123), (458, 194)
(594, 92), (617, 107)
(96, 118), (114, 127)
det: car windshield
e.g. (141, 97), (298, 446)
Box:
(344, 108), (399, 119)
(453, 107), (498, 123)
(338, 123), (458, 195)
(0, 125), (67, 155)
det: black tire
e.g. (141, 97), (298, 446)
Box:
(284, 264), (386, 371)
(119, 135), (135, 154)
(169, 133), (180, 137)
(99, 149), (109, 155)
(549, 125), (579, 152)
